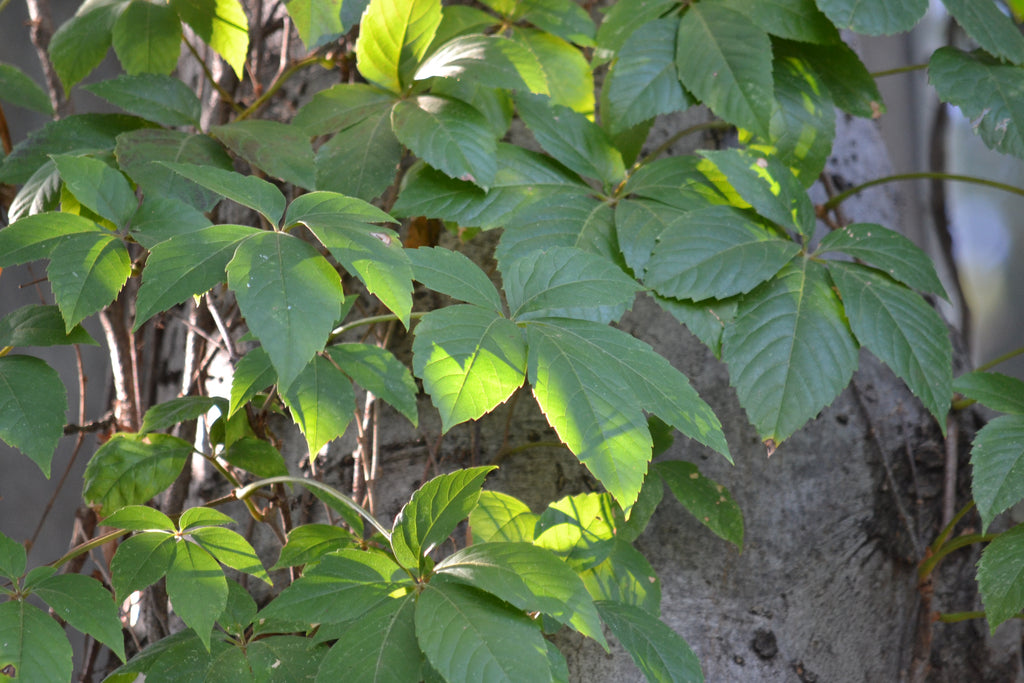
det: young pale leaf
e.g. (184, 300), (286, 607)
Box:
(0, 600), (74, 683)
(169, 0), (248, 78)
(228, 347), (276, 416)
(415, 34), (549, 95)
(436, 541), (606, 646)
(711, 0), (839, 44)
(327, 344), (418, 426)
(722, 258), (857, 446)
(110, 531), (177, 601)
(596, 600), (703, 683)
(815, 0), (927, 35)
(774, 38), (883, 119)
(929, 47), (1024, 159)
(83, 433), (192, 514)
(970, 415), (1024, 532)
(32, 573), (126, 662)
(954, 372), (1024, 415)
(273, 524), (354, 570)
(407, 247), (503, 312)
(412, 305), (527, 431)
(579, 540), (660, 615)
(315, 110), (404, 202)
(510, 27), (593, 114)
(644, 205), (800, 301)
(49, 1), (121, 92)
(103, 505), (176, 532)
(47, 233), (132, 331)
(392, 95), (497, 187)
(112, 0), (182, 75)
(604, 18), (693, 135)
(0, 212), (102, 266)
(212, 120), (316, 189)
(827, 262), (952, 429)
(470, 491), (538, 543)
(0, 305), (97, 347)
(940, 0), (1024, 65)
(534, 493), (617, 571)
(317, 595), (419, 683)
(166, 541), (228, 650)
(356, 0), (442, 94)
(227, 231), (344, 389)
(190, 527), (271, 584)
(415, 578), (551, 683)
(160, 162), (286, 226)
(0, 532), (26, 581)
(280, 355), (356, 457)
(655, 460), (743, 548)
(676, 3), (774, 139)
(977, 524), (1024, 632)
(816, 222), (947, 298)
(504, 247), (641, 324)
(391, 466), (496, 570)
(0, 63), (53, 114)
(140, 396), (227, 435)
(294, 83), (398, 136)
(135, 224), (258, 328)
(52, 154), (134, 228)
(0, 356), (67, 477)
(85, 74), (201, 127)
(116, 130), (233, 212)
(286, 0), (343, 50)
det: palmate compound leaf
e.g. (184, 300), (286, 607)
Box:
(470, 490), (538, 543)
(411, 305), (527, 432)
(406, 246), (503, 312)
(109, 531), (177, 603)
(356, 0), (442, 94)
(166, 540), (228, 650)
(31, 573), (126, 662)
(722, 257), (858, 447)
(160, 162), (286, 226)
(977, 523), (1024, 632)
(827, 262), (952, 430)
(326, 344), (419, 426)
(0, 355), (67, 477)
(595, 601), (703, 683)
(83, 433), (192, 515)
(279, 355), (356, 458)
(815, 0), (927, 35)
(969, 415), (1024, 533)
(47, 232), (132, 331)
(226, 231), (345, 390)
(415, 576), (551, 683)
(315, 594), (420, 683)
(51, 153), (137, 229)
(0, 600), (73, 682)
(189, 526), (271, 585)
(212, 120), (316, 189)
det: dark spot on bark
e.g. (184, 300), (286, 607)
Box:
(752, 629), (778, 660)
(527, 430), (540, 442)
(793, 660), (819, 682)
(835, 413), (849, 425)
(733, 655), (745, 665)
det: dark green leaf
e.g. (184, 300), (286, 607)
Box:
(620, 155), (727, 210)
(222, 439), (288, 480)
(0, 63), (52, 114)
(229, 347), (277, 416)
(773, 38), (883, 119)
(52, 154), (137, 228)
(286, 0), (343, 50)
(83, 433), (192, 514)
(0, 532), (26, 582)
(614, 199), (695, 279)
(169, 0), (249, 78)
(316, 595), (419, 683)
(415, 34), (549, 95)
(314, 109), (403, 202)
(0, 356), (67, 477)
(655, 294), (737, 358)
(212, 120), (316, 189)
(86, 74), (202, 127)
(130, 197), (212, 250)
(294, 83), (398, 136)
(815, 0), (927, 34)
(712, 0), (839, 44)
(431, 67), (515, 138)
(940, 0), (1024, 65)
(218, 577), (257, 636)
(970, 415), (1024, 532)
(407, 246), (502, 312)
(273, 524), (354, 570)
(105, 629), (220, 681)
(190, 526), (271, 584)
(517, 0), (595, 45)
(393, 95), (497, 187)
(33, 573), (126, 662)
(47, 232), (132, 330)
(534, 492), (617, 571)
(110, 531), (177, 601)
(0, 600), (73, 683)
(140, 396), (227, 435)
(579, 540), (660, 615)
(977, 524), (1024, 632)
(280, 355), (356, 457)
(49, 1), (123, 92)
(327, 344), (419, 426)
(112, 0), (182, 75)
(596, 0), (677, 56)
(355, 0), (442, 93)
(495, 195), (617, 263)
(954, 372), (1024, 415)
(166, 540), (228, 650)
(0, 305), (97, 347)
(470, 491), (537, 543)
(655, 460), (743, 547)
(596, 600), (703, 683)
(160, 162), (286, 226)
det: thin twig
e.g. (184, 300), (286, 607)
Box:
(941, 415), (958, 529)
(24, 0), (67, 116)
(821, 172), (1024, 213)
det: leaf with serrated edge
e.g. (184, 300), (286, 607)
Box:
(48, 232), (131, 331)
(356, 0), (442, 94)
(51, 154), (137, 228)
(816, 222), (947, 298)
(227, 231), (344, 389)
(178, 506), (235, 531)
(596, 600), (704, 683)
(294, 83), (398, 136)
(273, 524), (354, 570)
(103, 505), (175, 532)
(190, 526), (271, 584)
(85, 75), (201, 127)
(169, 0), (248, 78)
(112, 1), (182, 76)
(407, 247), (503, 312)
(712, 0), (839, 44)
(0, 600), (74, 682)
(392, 95), (497, 187)
(166, 541), (227, 650)
(33, 573), (126, 662)
(722, 258), (857, 445)
(0, 305), (97, 347)
(970, 415), (1024, 532)
(0, 212), (102, 266)
(327, 344), (418, 426)
(317, 594), (420, 683)
(655, 460), (743, 548)
(110, 531), (176, 602)
(773, 38), (882, 119)
(0, 531), (27, 581)
(229, 347), (276, 416)
(0, 356), (67, 477)
(579, 539), (660, 615)
(280, 355), (355, 457)
(412, 306), (526, 432)
(496, 195), (617, 264)
(816, 0), (927, 35)
(83, 434), (192, 514)
(955, 372), (1024, 415)
(534, 492), (617, 571)
(286, 0), (342, 50)
(140, 396), (227, 435)
(676, 4), (773, 139)
(315, 111), (404, 202)
(828, 262), (951, 428)
(940, 0), (1024, 65)
(212, 120), (315, 189)
(470, 491), (537, 543)
(0, 63), (53, 114)
(415, 34), (549, 95)
(160, 162), (286, 226)
(511, 27), (594, 114)
(49, 3), (120, 92)
(978, 524), (1024, 632)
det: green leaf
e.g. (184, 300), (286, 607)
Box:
(0, 600), (73, 683)
(614, 461), (664, 543)
(515, 0), (595, 46)
(110, 531), (177, 601)
(209, 636), (325, 681)
(815, 0), (927, 34)
(286, 0), (343, 50)
(415, 34), (549, 95)
(415, 577), (551, 683)
(596, 0), (677, 56)
(49, 0), (124, 92)
(51, 153), (134, 228)
(604, 18), (693, 135)
(676, 3), (773, 138)
(816, 222), (947, 298)
(722, 258), (857, 446)
(169, 0), (249, 78)
(504, 247), (640, 324)
(160, 162), (286, 226)
(511, 27), (593, 114)
(827, 262), (952, 429)
(223, 438), (290, 478)
(33, 573), (126, 662)
(391, 466), (496, 570)
(103, 505), (176, 532)
(710, 0), (839, 44)
(47, 232), (132, 330)
(655, 460), (743, 548)
(140, 396), (227, 435)
(496, 194), (618, 264)
(0, 356), (67, 477)
(112, 0), (182, 75)
(85, 74), (202, 127)
(0, 212), (102, 266)
(280, 355), (356, 457)
(970, 415), (1024, 532)
(315, 108), (404, 202)
(470, 491), (537, 543)
(929, 47), (1024, 159)
(941, 0), (1024, 65)
(166, 541), (228, 650)
(579, 540), (660, 615)
(227, 231), (344, 389)
(411, 305), (527, 431)
(135, 224), (259, 328)
(0, 305), (97, 348)
(229, 347), (277, 416)
(954, 372), (1024, 415)
(327, 344), (419, 426)
(288, 191), (412, 326)
(644, 205), (801, 300)
(596, 600), (703, 683)
(355, 0), (442, 94)
(655, 294), (737, 358)
(774, 38), (883, 119)
(0, 63), (52, 114)
(392, 95), (497, 187)
(8, 160), (61, 223)
(534, 493), (617, 571)
(614, 199), (696, 279)
(106, 629), (220, 681)
(176, 506), (230, 528)
(294, 83), (399, 136)
(978, 523), (1024, 632)
(83, 433), (192, 515)
(317, 595), (420, 683)
(273, 524), (354, 570)
(0, 532), (26, 582)
(436, 541), (605, 645)
(407, 246), (502, 312)
(621, 155), (728, 210)
(190, 526), (271, 584)
(218, 577), (257, 636)
(212, 120), (316, 189)
(515, 94), (625, 185)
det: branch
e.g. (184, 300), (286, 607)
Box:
(24, 0), (68, 117)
